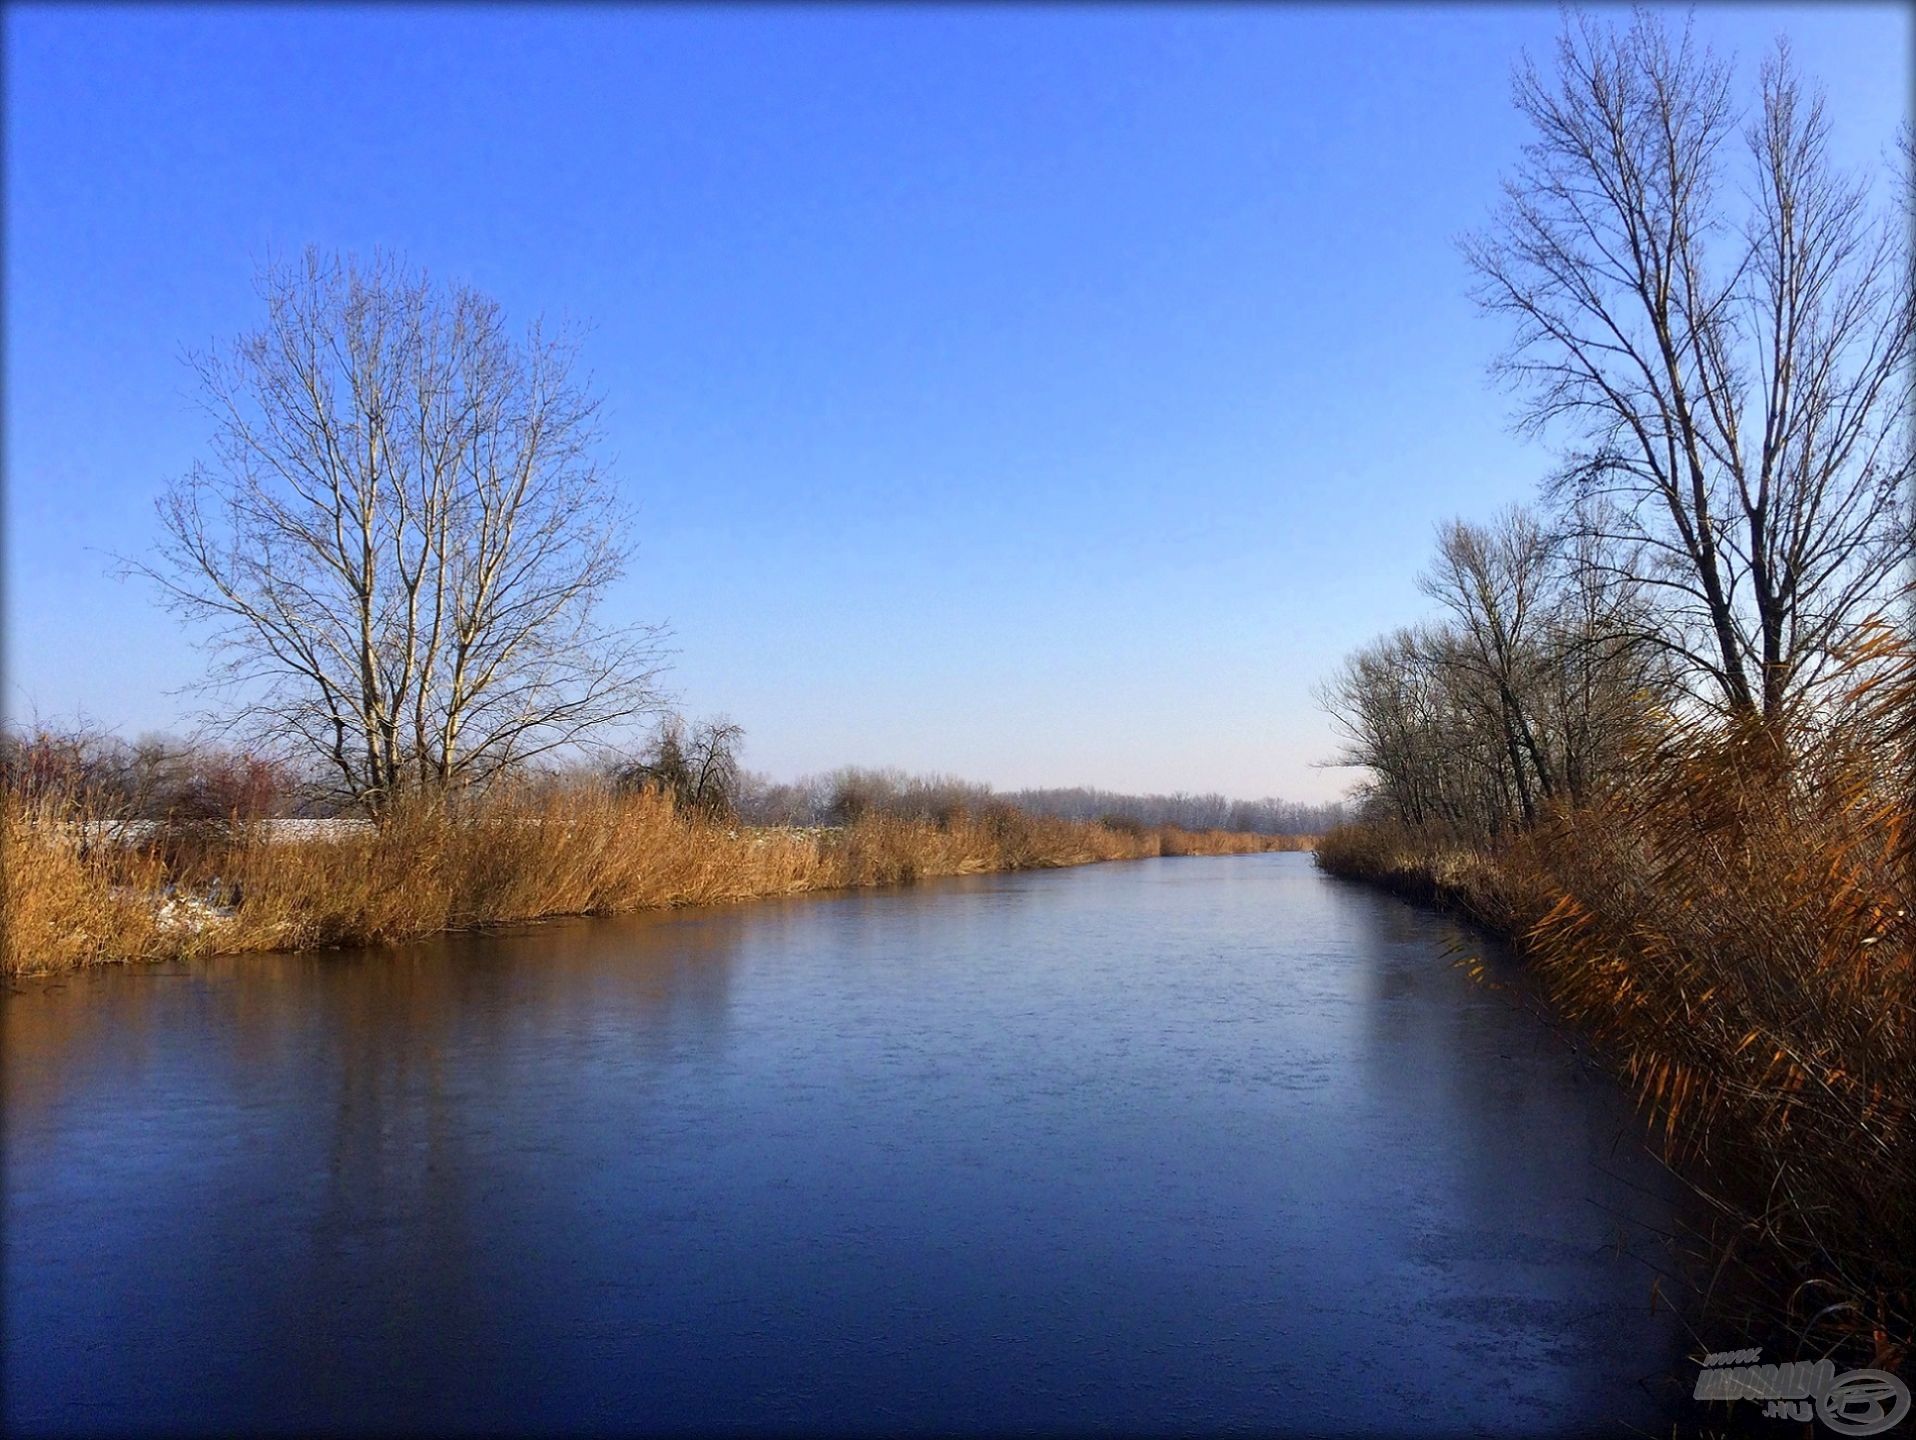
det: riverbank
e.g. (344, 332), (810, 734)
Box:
(2, 787), (1307, 976)
(1315, 780), (1913, 1371)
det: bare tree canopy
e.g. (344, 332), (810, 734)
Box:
(134, 249), (665, 811)
(1322, 505), (1669, 839)
(615, 714), (745, 820)
(1465, 12), (1914, 722)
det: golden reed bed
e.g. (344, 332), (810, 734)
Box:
(1315, 636), (1916, 1366)
(3, 786), (1308, 975)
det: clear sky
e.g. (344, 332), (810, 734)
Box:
(5, 4), (1909, 802)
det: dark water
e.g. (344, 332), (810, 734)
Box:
(4, 854), (1701, 1436)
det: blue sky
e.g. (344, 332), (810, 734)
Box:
(5, 4), (1909, 802)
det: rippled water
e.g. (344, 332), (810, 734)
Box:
(3, 853), (1696, 1434)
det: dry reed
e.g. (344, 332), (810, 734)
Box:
(1317, 633), (1916, 1364)
(3, 783), (1309, 976)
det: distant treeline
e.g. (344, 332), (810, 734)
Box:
(736, 765), (1338, 835)
(1002, 787), (1343, 836)
(1, 729), (1336, 839)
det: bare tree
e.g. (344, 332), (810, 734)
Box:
(1321, 626), (1492, 835)
(1324, 504), (1671, 838)
(1420, 509), (1562, 824)
(133, 249), (666, 813)
(1542, 506), (1671, 799)
(1465, 13), (1913, 724)
(617, 714), (744, 819)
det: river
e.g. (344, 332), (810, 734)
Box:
(2, 853), (1697, 1434)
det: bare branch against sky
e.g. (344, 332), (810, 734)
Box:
(127, 249), (668, 811)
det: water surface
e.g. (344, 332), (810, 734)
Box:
(3, 854), (1695, 1435)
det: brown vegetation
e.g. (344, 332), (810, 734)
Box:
(1319, 632), (1916, 1364)
(1318, 10), (1913, 1361)
(2, 778), (1310, 976)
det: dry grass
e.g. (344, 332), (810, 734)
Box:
(1314, 820), (1522, 929)
(1318, 635), (1916, 1363)
(2, 783), (1310, 975)
(1, 794), (176, 969)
